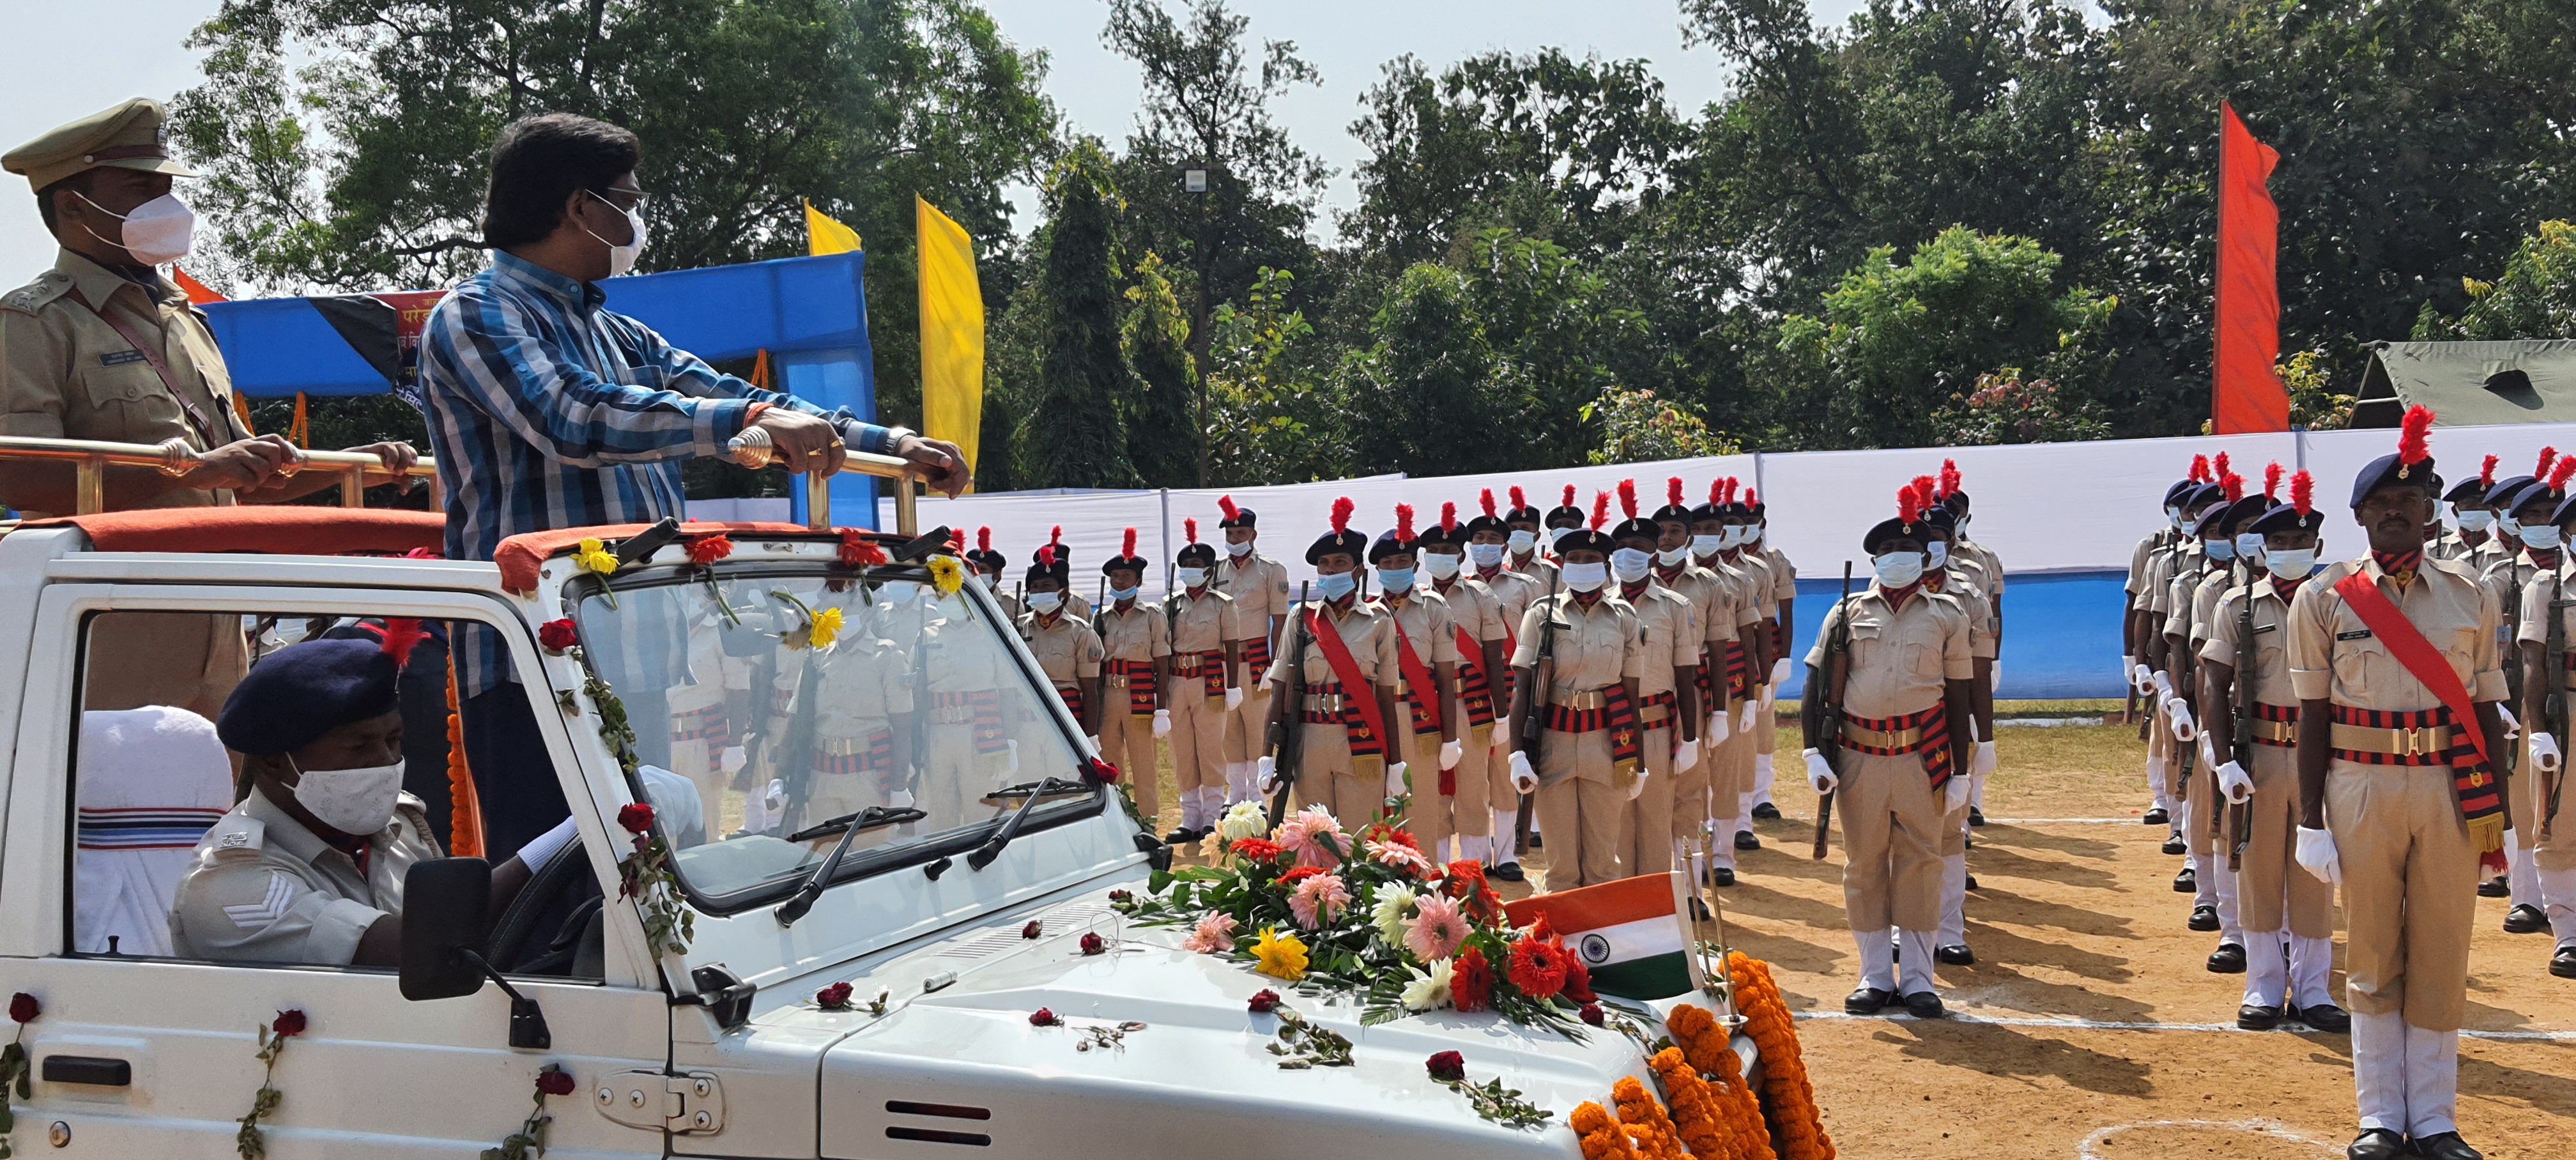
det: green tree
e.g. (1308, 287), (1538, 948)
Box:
(1012, 142), (1141, 489)
(1581, 386), (1740, 465)
(1121, 251), (1200, 487)
(2414, 220), (2576, 341)
(1339, 262), (1533, 478)
(1204, 268), (1340, 485)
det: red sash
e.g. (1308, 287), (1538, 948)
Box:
(1386, 608), (1447, 793)
(1451, 625), (1498, 731)
(1309, 605), (1394, 782)
(2329, 570), (2507, 857)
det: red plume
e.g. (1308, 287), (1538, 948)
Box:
(1722, 477), (1740, 505)
(2213, 453), (2233, 489)
(1745, 488), (1759, 508)
(2480, 454), (2499, 487)
(1939, 458), (1962, 498)
(1480, 488), (1498, 519)
(1395, 503), (1415, 542)
(1618, 478), (1639, 519)
(1667, 477), (1685, 508)
(2398, 406), (2435, 466)
(2189, 454), (2211, 484)
(1561, 484), (1577, 508)
(378, 617), (428, 669)
(2549, 455), (2576, 492)
(1121, 528), (1138, 559)
(2540, 447), (2559, 480)
(1038, 545), (1057, 568)
(976, 526), (992, 553)
(1218, 495), (1239, 522)
(1897, 482), (1924, 524)
(2221, 472), (2244, 504)
(1331, 497), (1354, 535)
(1508, 485), (1527, 513)
(2291, 470), (2314, 517)
(1048, 525), (1062, 549)
(1184, 517), (1199, 544)
(1590, 491), (1610, 531)
(1709, 478), (1723, 505)
(947, 528), (965, 551)
(1441, 502), (1459, 534)
(2263, 462), (2283, 500)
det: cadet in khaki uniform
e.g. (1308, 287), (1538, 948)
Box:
(2136, 471), (2218, 831)
(2518, 487), (2576, 981)
(2150, 479), (2229, 869)
(2428, 468), (2496, 564)
(2479, 464), (2566, 927)
(1026, 530), (1092, 622)
(1708, 480), (1779, 861)
(1689, 480), (1763, 883)
(1368, 505), (1463, 848)
(799, 621), (915, 830)
(1748, 494), (1798, 821)
(1161, 520), (1244, 844)
(1610, 482), (1701, 880)
(1020, 548), (1104, 744)
(2201, 473), (2347, 1032)
(1506, 497), (1647, 892)
(1257, 499), (1406, 827)
(967, 528), (1014, 618)
(1919, 505), (1997, 966)
(1804, 483), (1975, 1021)
(913, 579), (1018, 825)
(1215, 497), (1291, 807)
(1464, 491), (1542, 881)
(1657, 479), (1737, 891)
(2287, 411), (2503, 1160)
(2174, 483), (2271, 969)
(1094, 530), (1172, 827)
(4, 100), (417, 722)
(1424, 503), (1508, 866)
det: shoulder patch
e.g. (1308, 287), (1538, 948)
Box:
(1, 271), (73, 316)
(208, 815), (266, 854)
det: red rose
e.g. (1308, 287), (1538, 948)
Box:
(1563, 955), (1597, 1004)
(618, 802), (656, 834)
(686, 535), (735, 565)
(816, 982), (854, 1009)
(1082, 757), (1121, 785)
(1107, 890), (1133, 903)
(1022, 920), (1043, 939)
(1229, 838), (1284, 862)
(1079, 932), (1106, 956)
(1425, 1050), (1466, 1082)
(1029, 1007), (1061, 1026)
(535, 1067), (578, 1097)
(1452, 947), (1494, 1013)
(838, 531), (889, 569)
(7, 993), (36, 1024)
(1579, 1002), (1605, 1027)
(1247, 989), (1282, 1014)
(1508, 934), (1570, 1000)
(538, 618), (578, 652)
(271, 1009), (307, 1038)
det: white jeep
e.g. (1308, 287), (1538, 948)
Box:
(0, 484), (1744, 1157)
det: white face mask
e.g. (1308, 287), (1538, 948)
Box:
(2166, 505), (2186, 530)
(1423, 552), (1462, 579)
(1548, 526), (1578, 548)
(1747, 524), (1767, 544)
(1926, 542), (1950, 568)
(2265, 547), (2319, 579)
(1560, 561), (1609, 591)
(1872, 551), (1926, 588)
(1506, 530), (1537, 555)
(1655, 546), (1690, 567)
(2457, 510), (2494, 531)
(1691, 533), (1723, 556)
(1467, 542), (1505, 568)
(77, 190), (196, 265)
(1174, 567), (1208, 589)
(2526, 525), (2565, 552)
(1225, 538), (1253, 558)
(877, 580), (919, 604)
(287, 756), (404, 836)
(2234, 531), (2267, 561)
(583, 190), (648, 277)
(2501, 514), (2525, 537)
(1029, 590), (1064, 613)
(1110, 584), (1140, 602)
(1610, 547), (1653, 582)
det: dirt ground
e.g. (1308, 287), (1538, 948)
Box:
(1139, 712), (2576, 1160)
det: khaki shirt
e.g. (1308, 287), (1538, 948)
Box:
(1096, 602), (1170, 665)
(816, 634), (912, 743)
(1722, 551), (1781, 620)
(2139, 542), (2191, 615)
(1, 248), (252, 515)
(1660, 563), (1740, 652)
(1267, 599), (1400, 690)
(1214, 549), (1291, 634)
(1471, 566), (1544, 646)
(1510, 550), (1560, 588)
(2426, 530), (2469, 563)
(1619, 581), (1701, 697)
(1429, 576), (1509, 648)
(170, 788), (443, 966)
(2481, 551), (2547, 655)
(1805, 584), (1974, 719)
(2185, 565), (2247, 651)
(919, 609), (1010, 696)
(1511, 593), (1647, 700)
(1759, 543), (1798, 601)
(2287, 556), (2506, 708)
(1022, 611), (1104, 687)
(1926, 572), (1998, 661)
(1377, 590), (1459, 719)
(1165, 587), (1241, 656)
(2160, 551), (2221, 638)
(1956, 537), (2005, 595)
(2126, 530), (2170, 597)
(2202, 577), (2301, 706)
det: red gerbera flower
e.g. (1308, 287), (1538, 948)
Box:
(1452, 947), (1495, 1013)
(685, 535), (735, 565)
(838, 530), (889, 568)
(1508, 935), (1570, 1000)
(1229, 837), (1285, 862)
(1278, 866), (1324, 887)
(1563, 954), (1597, 1004)
(1442, 860), (1501, 922)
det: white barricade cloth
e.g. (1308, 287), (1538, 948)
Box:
(74, 706), (236, 958)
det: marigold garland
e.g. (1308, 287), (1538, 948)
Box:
(1668, 1004), (1773, 1160)
(1650, 1046), (1737, 1160)
(1730, 952), (1833, 1160)
(1611, 1077), (1687, 1160)
(1571, 1101), (1641, 1160)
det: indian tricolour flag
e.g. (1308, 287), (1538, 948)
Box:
(1503, 871), (1699, 1000)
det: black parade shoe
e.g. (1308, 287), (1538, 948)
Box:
(1845, 986), (1895, 1015)
(2344, 1128), (2407, 1160)
(2503, 904), (2549, 935)
(2188, 904), (2220, 931)
(2235, 1004), (2285, 1030)
(2206, 943), (2247, 973)
(2295, 1004), (2350, 1034)
(1901, 991), (1946, 1019)
(2174, 866), (2198, 894)
(1936, 943), (1975, 966)
(2143, 808), (2170, 826)
(2477, 876), (2512, 898)
(1751, 802), (1782, 820)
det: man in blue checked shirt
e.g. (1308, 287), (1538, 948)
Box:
(422, 112), (969, 859)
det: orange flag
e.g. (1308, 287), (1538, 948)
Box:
(2213, 102), (2288, 433)
(172, 265), (226, 305)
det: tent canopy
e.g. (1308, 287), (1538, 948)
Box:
(2349, 339), (2576, 427)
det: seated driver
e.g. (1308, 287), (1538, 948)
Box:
(171, 620), (576, 966)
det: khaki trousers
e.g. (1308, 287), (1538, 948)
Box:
(1535, 726), (1625, 889)
(1285, 719), (1386, 828)
(1409, 722), (1492, 851)
(1223, 683), (1275, 765)
(1837, 748), (1945, 933)
(1672, 710), (1718, 843)
(2326, 760), (2480, 1032)
(1169, 688), (1227, 795)
(1756, 686), (1779, 756)
(2239, 742), (2335, 938)
(2520, 729), (2575, 871)
(1618, 723), (1677, 876)
(923, 721), (1008, 823)
(1096, 700), (1160, 827)
(2185, 751), (2220, 856)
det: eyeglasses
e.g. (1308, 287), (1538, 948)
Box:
(590, 187), (651, 211)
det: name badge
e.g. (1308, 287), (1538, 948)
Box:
(2251, 623), (2277, 635)
(100, 349), (147, 367)
(2336, 629), (2373, 641)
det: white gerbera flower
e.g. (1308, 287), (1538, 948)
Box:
(1401, 958), (1455, 1012)
(1215, 799), (1269, 844)
(1371, 883), (1418, 946)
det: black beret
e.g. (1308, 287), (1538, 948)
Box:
(1176, 541), (1216, 567)
(1553, 528), (1616, 556)
(1216, 497), (1257, 530)
(2481, 475), (2538, 510)
(2164, 480), (2202, 507)
(218, 623), (426, 756)
(2443, 475), (2493, 505)
(1862, 517), (1931, 556)
(2352, 454), (2440, 507)
(966, 548), (1008, 574)
(1308, 528), (1368, 564)
(2504, 482), (2563, 517)
(1609, 516), (1662, 544)
(2248, 500), (2326, 537)
(2549, 491), (2576, 528)
(1367, 526), (1417, 564)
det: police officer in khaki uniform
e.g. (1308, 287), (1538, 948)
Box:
(2520, 487), (2576, 980)
(1423, 503), (1507, 866)
(1162, 520), (1243, 844)
(1214, 497), (1290, 807)
(1257, 499), (1405, 827)
(1463, 491), (1542, 880)
(1804, 483), (1975, 1021)
(1020, 547), (1104, 743)
(1920, 505), (1997, 966)
(1657, 479), (1739, 892)
(1506, 497), (1648, 892)
(2287, 411), (2501, 1160)
(1748, 493), (1798, 821)
(1095, 530), (1172, 828)
(4, 100), (417, 722)
(1369, 505), (1462, 850)
(1610, 482), (1701, 880)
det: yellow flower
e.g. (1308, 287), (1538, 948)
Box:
(1252, 927), (1309, 982)
(927, 553), (965, 597)
(573, 537), (619, 576)
(808, 606), (844, 651)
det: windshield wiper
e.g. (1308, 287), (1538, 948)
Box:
(776, 804), (928, 927)
(968, 776), (1089, 871)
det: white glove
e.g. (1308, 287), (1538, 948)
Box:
(1508, 750), (1539, 794)
(1152, 708), (1172, 738)
(1006, 738), (1021, 775)
(1944, 774), (1970, 813)
(1974, 739), (1997, 778)
(1224, 686), (1245, 711)
(1769, 658), (1790, 685)
(1256, 754), (1278, 791)
(1628, 765), (1651, 801)
(1086, 735), (1103, 752)
(1386, 761), (1410, 796)
(2216, 760), (2253, 804)
(2122, 655), (2137, 682)
(2534, 731), (2564, 773)
(1674, 740), (1700, 771)
(887, 789), (916, 810)
(1990, 663), (2002, 691)
(1439, 738), (1462, 770)
(1739, 701), (1758, 731)
(514, 814), (583, 869)
(762, 778), (786, 816)
(1804, 748), (1837, 795)
(2295, 825), (2342, 888)
(717, 745), (748, 777)
(1708, 710), (1731, 745)
(2167, 702), (2198, 742)
(2131, 663), (2154, 694)
(2197, 732), (2218, 772)
(2499, 705), (2521, 740)
(2152, 671), (2176, 701)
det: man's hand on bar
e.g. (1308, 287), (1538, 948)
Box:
(896, 433), (971, 497)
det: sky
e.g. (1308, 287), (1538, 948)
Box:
(0, 0), (1880, 282)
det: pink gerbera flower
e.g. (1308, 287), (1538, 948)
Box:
(1278, 805), (1345, 867)
(1287, 873), (1353, 930)
(1183, 912), (1238, 954)
(1367, 837), (1435, 875)
(1404, 890), (1470, 962)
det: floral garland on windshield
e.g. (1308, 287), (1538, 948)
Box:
(1117, 801), (1591, 1039)
(556, 614), (695, 958)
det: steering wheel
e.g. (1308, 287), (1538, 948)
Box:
(486, 839), (601, 975)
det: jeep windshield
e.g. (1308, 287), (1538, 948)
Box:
(568, 557), (1099, 910)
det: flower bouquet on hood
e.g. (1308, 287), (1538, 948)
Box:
(1120, 803), (1593, 1039)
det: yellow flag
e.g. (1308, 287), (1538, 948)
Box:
(804, 199), (862, 256)
(916, 195), (983, 482)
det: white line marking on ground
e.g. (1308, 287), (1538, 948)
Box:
(1979, 818), (2156, 825)
(2076, 1118), (2342, 1159)
(1793, 1010), (2576, 1042)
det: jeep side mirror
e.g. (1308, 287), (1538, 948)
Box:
(399, 857), (492, 1002)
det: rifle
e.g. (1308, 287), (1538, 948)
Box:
(2546, 578), (2571, 843)
(1266, 581), (1313, 824)
(2227, 561), (2258, 871)
(1814, 561), (1855, 860)
(2506, 559), (2529, 778)
(1512, 569), (1565, 858)
(2170, 554), (2204, 807)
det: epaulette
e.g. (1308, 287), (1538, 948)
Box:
(1, 270), (74, 316)
(204, 814), (266, 856)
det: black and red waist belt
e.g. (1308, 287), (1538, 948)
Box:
(1723, 640), (1752, 698)
(1540, 685), (1643, 775)
(2248, 701), (2299, 748)
(1243, 636), (1274, 685)
(1053, 681), (1085, 722)
(815, 728), (894, 776)
(671, 701), (731, 746)
(931, 690), (1009, 755)
(1636, 689), (1676, 728)
(2329, 704), (2471, 767)
(1839, 705), (1955, 790)
(1105, 659), (1158, 715)
(1173, 649), (1227, 698)
(1295, 682), (1386, 763)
